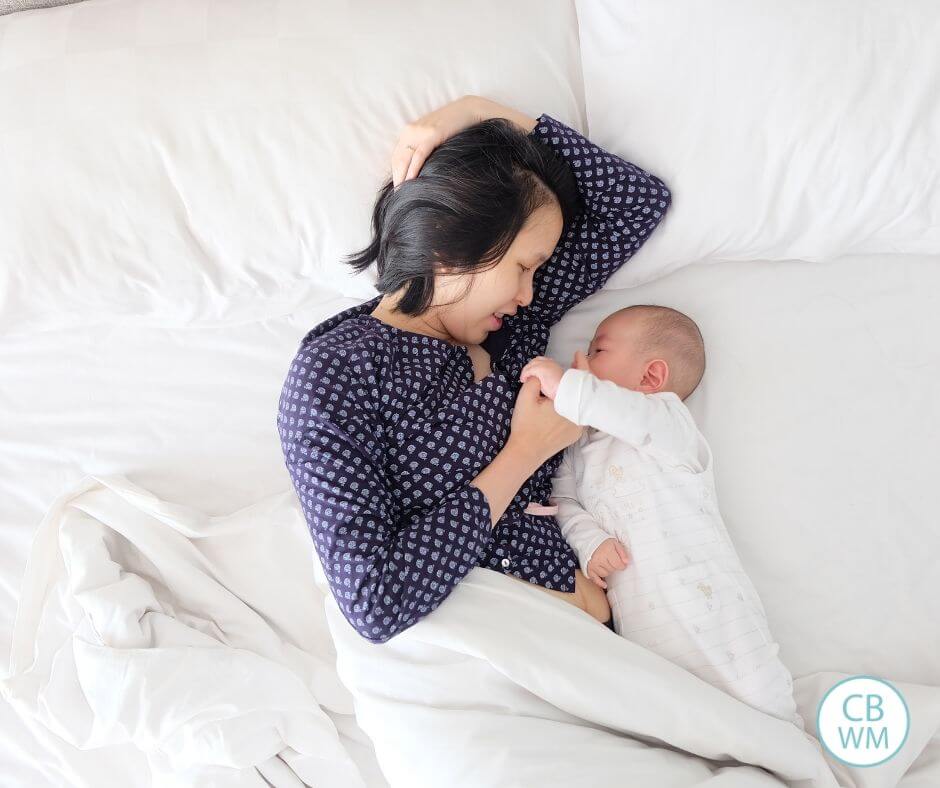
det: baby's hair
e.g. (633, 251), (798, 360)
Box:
(612, 304), (706, 399)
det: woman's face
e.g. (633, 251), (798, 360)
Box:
(434, 200), (564, 346)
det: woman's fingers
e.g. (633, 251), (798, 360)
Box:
(391, 143), (414, 188)
(403, 145), (427, 183)
(393, 98), (483, 187)
(518, 376), (540, 400)
(392, 128), (432, 187)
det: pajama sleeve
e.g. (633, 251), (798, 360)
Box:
(553, 369), (702, 469)
(524, 113), (672, 328)
(278, 343), (495, 644)
(549, 449), (612, 578)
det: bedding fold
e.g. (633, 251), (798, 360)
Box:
(3, 474), (938, 787)
(325, 570), (940, 788)
(1, 474), (371, 788)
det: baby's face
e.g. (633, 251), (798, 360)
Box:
(583, 314), (656, 391)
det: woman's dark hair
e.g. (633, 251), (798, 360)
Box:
(342, 117), (582, 316)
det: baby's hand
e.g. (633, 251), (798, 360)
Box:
(519, 356), (565, 399)
(586, 538), (631, 590)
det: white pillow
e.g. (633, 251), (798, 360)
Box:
(0, 0), (586, 335)
(576, 0), (940, 287)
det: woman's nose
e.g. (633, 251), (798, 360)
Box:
(516, 280), (534, 308)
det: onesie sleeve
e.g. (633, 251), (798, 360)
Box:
(549, 449), (612, 579)
(278, 340), (495, 644)
(524, 113), (672, 328)
(553, 368), (702, 468)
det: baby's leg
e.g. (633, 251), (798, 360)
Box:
(507, 569), (611, 624)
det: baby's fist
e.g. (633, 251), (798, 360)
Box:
(586, 538), (631, 590)
(519, 356), (564, 399)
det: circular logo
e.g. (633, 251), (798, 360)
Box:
(817, 675), (910, 767)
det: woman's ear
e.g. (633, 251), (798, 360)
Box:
(639, 359), (669, 393)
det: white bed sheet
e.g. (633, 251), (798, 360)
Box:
(2, 252), (939, 786)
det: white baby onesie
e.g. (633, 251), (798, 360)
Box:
(551, 368), (804, 728)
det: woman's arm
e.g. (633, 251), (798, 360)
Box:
(278, 344), (547, 644)
(478, 102), (672, 329)
(469, 95), (538, 134)
(470, 436), (544, 527)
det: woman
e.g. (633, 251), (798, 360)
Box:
(277, 95), (671, 643)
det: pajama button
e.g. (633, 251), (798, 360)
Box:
(501, 558), (511, 568)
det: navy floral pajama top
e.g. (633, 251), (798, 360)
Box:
(277, 112), (671, 643)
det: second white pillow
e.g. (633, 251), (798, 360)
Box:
(576, 0), (940, 286)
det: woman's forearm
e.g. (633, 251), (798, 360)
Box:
(466, 94), (538, 134)
(470, 438), (544, 528)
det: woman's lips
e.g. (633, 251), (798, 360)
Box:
(490, 313), (503, 329)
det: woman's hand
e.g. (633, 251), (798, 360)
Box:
(509, 377), (584, 464)
(391, 95), (483, 188)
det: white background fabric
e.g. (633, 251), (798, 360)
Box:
(4, 254), (939, 786)
(5, 473), (940, 788)
(0, 0), (584, 335)
(577, 0), (940, 287)
(2, 0), (939, 785)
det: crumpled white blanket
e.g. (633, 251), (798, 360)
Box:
(1, 474), (374, 787)
(4, 474), (940, 787)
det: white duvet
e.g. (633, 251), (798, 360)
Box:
(4, 474), (940, 787)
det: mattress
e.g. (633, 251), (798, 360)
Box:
(2, 252), (939, 786)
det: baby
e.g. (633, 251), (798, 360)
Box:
(520, 305), (804, 728)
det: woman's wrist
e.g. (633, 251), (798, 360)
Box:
(470, 437), (546, 528)
(504, 434), (546, 474)
(464, 95), (538, 134)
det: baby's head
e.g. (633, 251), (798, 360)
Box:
(580, 305), (705, 400)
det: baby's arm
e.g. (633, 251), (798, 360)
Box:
(553, 369), (689, 458)
(549, 449), (611, 580)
